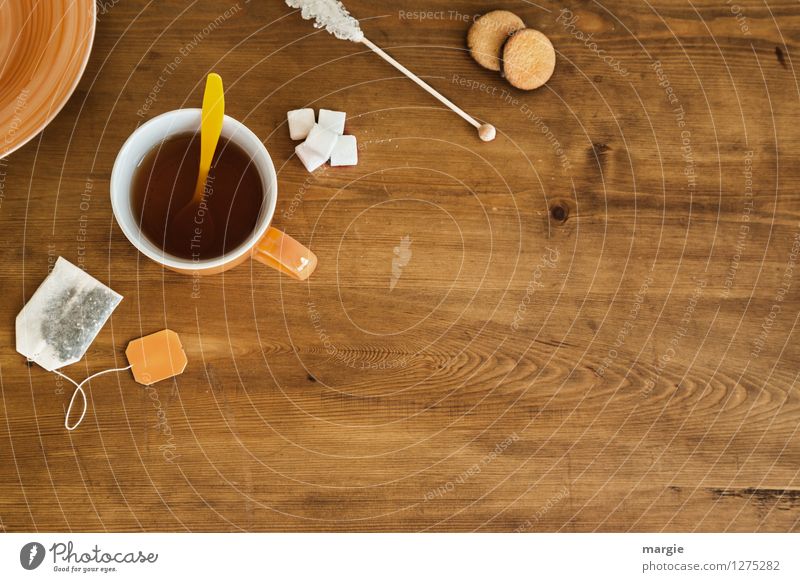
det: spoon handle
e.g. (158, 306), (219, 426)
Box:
(194, 73), (225, 202)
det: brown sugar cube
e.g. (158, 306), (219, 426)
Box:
(502, 28), (556, 91)
(467, 10), (526, 71)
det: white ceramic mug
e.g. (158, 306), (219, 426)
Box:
(111, 109), (317, 279)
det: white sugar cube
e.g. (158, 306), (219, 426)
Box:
(287, 108), (315, 140)
(295, 142), (326, 172)
(304, 124), (338, 160)
(318, 109), (346, 135)
(330, 135), (358, 167)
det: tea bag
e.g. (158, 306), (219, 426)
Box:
(16, 257), (188, 431)
(16, 257), (122, 371)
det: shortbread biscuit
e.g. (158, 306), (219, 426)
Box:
(502, 28), (556, 90)
(467, 10), (525, 71)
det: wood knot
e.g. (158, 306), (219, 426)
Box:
(775, 47), (787, 69)
(587, 143), (611, 171)
(591, 142), (611, 156)
(550, 202), (570, 223)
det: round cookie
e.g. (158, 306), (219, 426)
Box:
(467, 10), (526, 71)
(502, 29), (556, 90)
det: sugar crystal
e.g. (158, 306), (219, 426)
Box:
(286, 0), (364, 42)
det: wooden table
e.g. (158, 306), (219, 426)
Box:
(1, 0), (799, 532)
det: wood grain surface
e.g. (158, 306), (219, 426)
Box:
(1, 0), (799, 532)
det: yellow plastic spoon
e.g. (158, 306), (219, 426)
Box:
(172, 73), (225, 253)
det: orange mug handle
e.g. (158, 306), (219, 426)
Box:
(252, 227), (317, 280)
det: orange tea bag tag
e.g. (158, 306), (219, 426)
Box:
(125, 329), (187, 386)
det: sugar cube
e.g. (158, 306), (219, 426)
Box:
(287, 108), (315, 140)
(330, 135), (358, 167)
(318, 109), (346, 135)
(303, 124), (339, 160)
(295, 142), (327, 172)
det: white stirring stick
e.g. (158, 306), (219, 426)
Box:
(360, 37), (496, 142)
(285, 1), (494, 140)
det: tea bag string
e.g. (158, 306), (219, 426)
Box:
(54, 365), (132, 431)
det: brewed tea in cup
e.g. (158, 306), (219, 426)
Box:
(111, 109), (317, 279)
(131, 133), (262, 260)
